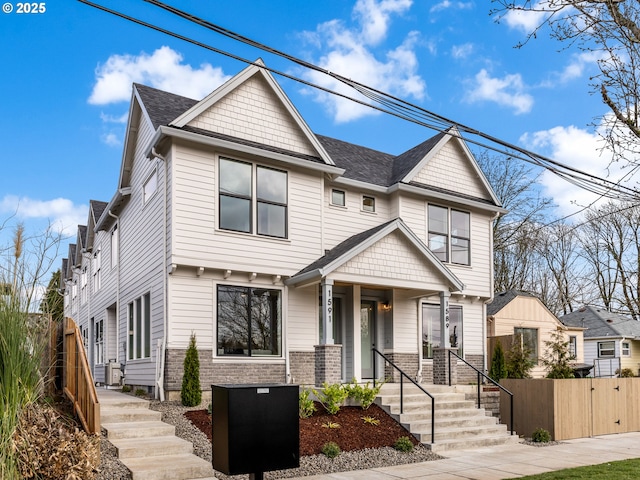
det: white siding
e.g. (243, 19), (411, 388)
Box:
(413, 141), (491, 201)
(167, 275), (214, 349)
(287, 285), (318, 351)
(393, 290), (419, 353)
(188, 75), (317, 157)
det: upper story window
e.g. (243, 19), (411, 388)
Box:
(598, 340), (615, 358)
(569, 335), (577, 358)
(80, 266), (88, 305)
(143, 169), (158, 204)
(93, 248), (101, 292)
(331, 189), (346, 207)
(622, 341), (630, 356)
(362, 195), (375, 212)
(427, 205), (470, 265)
(111, 224), (118, 269)
(219, 158), (288, 238)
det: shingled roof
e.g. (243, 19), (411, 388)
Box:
(560, 306), (640, 339)
(486, 290), (538, 316)
(135, 83), (198, 130)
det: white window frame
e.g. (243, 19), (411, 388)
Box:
(111, 224), (118, 270)
(94, 318), (104, 365)
(427, 204), (471, 266)
(128, 292), (151, 360)
(569, 335), (577, 358)
(143, 169), (158, 204)
(362, 195), (376, 213)
(598, 340), (615, 358)
(80, 266), (88, 305)
(331, 189), (346, 207)
(93, 248), (101, 292)
(622, 341), (631, 357)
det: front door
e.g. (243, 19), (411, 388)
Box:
(360, 300), (376, 378)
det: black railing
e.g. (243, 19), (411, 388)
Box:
(372, 347), (435, 444)
(448, 350), (514, 435)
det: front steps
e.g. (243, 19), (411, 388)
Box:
(376, 383), (520, 453)
(98, 389), (215, 480)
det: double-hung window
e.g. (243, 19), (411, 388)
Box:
(217, 285), (282, 357)
(427, 205), (470, 265)
(622, 341), (631, 356)
(128, 293), (151, 360)
(219, 158), (288, 238)
(95, 318), (104, 365)
(514, 327), (538, 363)
(93, 248), (101, 292)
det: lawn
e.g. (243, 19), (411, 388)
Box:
(518, 459), (640, 479)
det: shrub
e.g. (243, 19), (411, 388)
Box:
(542, 330), (575, 379)
(135, 388), (147, 397)
(394, 436), (414, 452)
(531, 428), (551, 443)
(618, 368), (635, 378)
(121, 385), (132, 393)
(344, 378), (382, 410)
(181, 333), (202, 407)
(313, 382), (348, 415)
(299, 388), (316, 419)
(489, 342), (508, 382)
(507, 333), (535, 379)
(321, 441), (341, 458)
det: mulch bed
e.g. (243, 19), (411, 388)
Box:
(185, 401), (418, 456)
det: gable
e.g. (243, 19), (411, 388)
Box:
(494, 295), (562, 328)
(333, 230), (447, 288)
(412, 140), (492, 201)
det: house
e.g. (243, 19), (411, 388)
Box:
(60, 60), (505, 400)
(486, 290), (585, 378)
(561, 306), (640, 377)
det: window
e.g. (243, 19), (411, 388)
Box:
(143, 170), (158, 203)
(219, 158), (287, 238)
(94, 318), (104, 365)
(331, 189), (346, 207)
(514, 327), (538, 362)
(598, 341), (615, 358)
(569, 336), (577, 358)
(81, 325), (88, 349)
(111, 224), (118, 269)
(422, 303), (462, 359)
(362, 195), (375, 212)
(93, 248), (101, 292)
(428, 205), (470, 265)
(622, 341), (630, 356)
(128, 293), (151, 360)
(217, 285), (281, 357)
(80, 266), (87, 305)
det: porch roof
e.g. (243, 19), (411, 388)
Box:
(285, 218), (464, 291)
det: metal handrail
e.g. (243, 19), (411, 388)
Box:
(372, 347), (435, 444)
(448, 349), (514, 435)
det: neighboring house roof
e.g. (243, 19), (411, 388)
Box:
(486, 290), (538, 316)
(561, 306), (640, 339)
(287, 217), (464, 291)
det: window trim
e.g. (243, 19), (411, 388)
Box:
(598, 340), (616, 358)
(362, 195), (376, 213)
(427, 204), (471, 266)
(514, 327), (539, 364)
(330, 189), (346, 207)
(421, 303), (463, 359)
(111, 224), (118, 270)
(94, 318), (104, 365)
(622, 341), (630, 357)
(143, 168), (158, 204)
(569, 335), (577, 358)
(218, 157), (288, 239)
(127, 292), (151, 361)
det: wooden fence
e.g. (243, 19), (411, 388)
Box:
(63, 317), (100, 435)
(501, 378), (640, 440)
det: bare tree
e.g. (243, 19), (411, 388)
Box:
(491, 1), (640, 168)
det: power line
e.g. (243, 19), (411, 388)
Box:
(79, 0), (640, 202)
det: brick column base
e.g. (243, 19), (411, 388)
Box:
(432, 348), (457, 385)
(314, 344), (342, 386)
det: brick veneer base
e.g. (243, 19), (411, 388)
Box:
(383, 353), (419, 383)
(289, 351), (316, 385)
(314, 344), (342, 386)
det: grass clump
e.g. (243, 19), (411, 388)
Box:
(321, 441), (341, 458)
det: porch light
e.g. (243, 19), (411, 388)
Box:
(381, 301), (392, 312)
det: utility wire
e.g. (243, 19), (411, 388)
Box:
(79, 0), (640, 202)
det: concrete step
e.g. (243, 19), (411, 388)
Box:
(386, 399), (476, 414)
(392, 406), (486, 423)
(426, 432), (520, 453)
(378, 392), (467, 404)
(100, 407), (162, 423)
(405, 414), (498, 431)
(110, 435), (194, 459)
(417, 423), (510, 442)
(120, 453), (215, 480)
(103, 420), (176, 440)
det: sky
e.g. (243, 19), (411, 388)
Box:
(0, 0), (635, 278)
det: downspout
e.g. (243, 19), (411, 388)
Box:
(152, 147), (168, 401)
(484, 210), (501, 373)
(417, 297), (424, 383)
(108, 210), (121, 382)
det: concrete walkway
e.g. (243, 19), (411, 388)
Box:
(287, 432), (640, 479)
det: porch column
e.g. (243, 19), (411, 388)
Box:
(321, 279), (334, 344)
(440, 290), (450, 349)
(352, 285), (362, 382)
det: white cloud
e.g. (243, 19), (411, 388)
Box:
(519, 124), (634, 218)
(101, 132), (121, 147)
(501, 2), (549, 33)
(430, 1), (473, 14)
(451, 43), (474, 60)
(100, 112), (128, 124)
(0, 196), (88, 237)
(465, 69), (534, 114)
(301, 0), (426, 123)
(88, 46), (230, 105)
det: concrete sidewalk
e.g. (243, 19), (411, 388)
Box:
(287, 432), (640, 479)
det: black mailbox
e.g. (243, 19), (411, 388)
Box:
(211, 384), (299, 477)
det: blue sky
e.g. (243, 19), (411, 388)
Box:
(0, 0), (630, 262)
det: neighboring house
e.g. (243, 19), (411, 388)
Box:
(561, 306), (640, 377)
(486, 290), (585, 378)
(60, 60), (505, 400)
